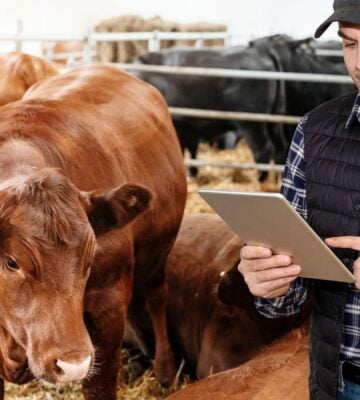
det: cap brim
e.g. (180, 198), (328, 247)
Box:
(315, 8), (360, 38)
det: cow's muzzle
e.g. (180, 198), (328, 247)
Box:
(55, 355), (92, 383)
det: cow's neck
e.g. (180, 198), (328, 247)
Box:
(0, 139), (46, 184)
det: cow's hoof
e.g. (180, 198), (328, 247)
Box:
(154, 356), (176, 388)
(157, 371), (176, 388)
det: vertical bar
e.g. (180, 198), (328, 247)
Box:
(15, 19), (23, 52)
(225, 32), (232, 47)
(148, 30), (160, 52)
(83, 29), (92, 64)
(195, 34), (204, 48)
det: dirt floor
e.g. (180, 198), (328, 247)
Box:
(5, 140), (283, 399)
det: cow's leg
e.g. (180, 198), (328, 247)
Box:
(187, 135), (200, 177)
(82, 339), (122, 399)
(238, 122), (274, 165)
(144, 270), (176, 387)
(237, 122), (275, 181)
(177, 129), (200, 177)
(268, 122), (289, 165)
(0, 378), (4, 400)
(82, 278), (132, 400)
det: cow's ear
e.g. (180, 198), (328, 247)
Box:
(84, 183), (153, 236)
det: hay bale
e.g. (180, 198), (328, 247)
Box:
(94, 15), (180, 63)
(184, 140), (282, 214)
(94, 15), (227, 63)
(176, 22), (227, 47)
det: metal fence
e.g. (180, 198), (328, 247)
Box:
(0, 28), (349, 173)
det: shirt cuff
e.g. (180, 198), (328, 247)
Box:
(254, 279), (308, 318)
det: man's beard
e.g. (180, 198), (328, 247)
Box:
(353, 71), (360, 88)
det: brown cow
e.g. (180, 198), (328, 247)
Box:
(166, 326), (309, 400)
(0, 52), (58, 106)
(0, 63), (187, 399)
(127, 213), (311, 379)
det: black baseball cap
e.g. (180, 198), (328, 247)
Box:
(315, 0), (360, 38)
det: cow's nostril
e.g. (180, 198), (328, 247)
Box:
(55, 363), (65, 377)
(55, 355), (91, 383)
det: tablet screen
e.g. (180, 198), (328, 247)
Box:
(199, 189), (355, 283)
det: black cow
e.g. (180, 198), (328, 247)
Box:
(249, 34), (355, 142)
(135, 45), (287, 177)
(306, 38), (343, 63)
(135, 35), (355, 176)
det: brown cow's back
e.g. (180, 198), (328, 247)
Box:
(0, 52), (58, 106)
(166, 327), (309, 400)
(0, 64), (187, 280)
(17, 64), (180, 188)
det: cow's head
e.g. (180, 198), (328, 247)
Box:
(0, 168), (152, 383)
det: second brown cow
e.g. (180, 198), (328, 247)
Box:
(166, 326), (310, 400)
(127, 213), (311, 379)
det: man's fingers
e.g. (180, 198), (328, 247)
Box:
(265, 283), (296, 299)
(256, 264), (301, 282)
(325, 236), (360, 250)
(238, 244), (300, 299)
(240, 246), (272, 260)
(239, 254), (293, 274)
(243, 264), (300, 297)
(252, 275), (298, 298)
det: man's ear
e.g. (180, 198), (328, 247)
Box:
(84, 183), (153, 236)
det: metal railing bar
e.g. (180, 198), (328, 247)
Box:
(169, 107), (301, 124)
(185, 158), (285, 172)
(116, 63), (353, 84)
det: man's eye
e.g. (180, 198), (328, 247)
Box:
(6, 258), (18, 271)
(344, 41), (357, 48)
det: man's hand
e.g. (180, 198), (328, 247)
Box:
(325, 236), (360, 289)
(238, 245), (301, 299)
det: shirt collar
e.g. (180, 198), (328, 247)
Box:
(345, 91), (360, 129)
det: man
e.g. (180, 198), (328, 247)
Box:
(238, 1), (360, 399)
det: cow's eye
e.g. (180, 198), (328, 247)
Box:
(6, 258), (18, 271)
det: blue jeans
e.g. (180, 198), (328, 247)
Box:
(338, 361), (360, 399)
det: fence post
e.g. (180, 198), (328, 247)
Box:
(43, 41), (54, 61)
(148, 30), (160, 51)
(83, 29), (93, 64)
(15, 19), (23, 52)
(225, 32), (232, 47)
(195, 33), (204, 48)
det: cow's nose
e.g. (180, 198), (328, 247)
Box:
(55, 355), (91, 382)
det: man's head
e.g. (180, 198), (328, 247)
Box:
(337, 23), (360, 87)
(315, 0), (360, 38)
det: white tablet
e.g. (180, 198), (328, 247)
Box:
(199, 189), (355, 283)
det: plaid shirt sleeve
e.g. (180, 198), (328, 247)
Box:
(254, 116), (310, 318)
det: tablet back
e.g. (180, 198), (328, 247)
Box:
(199, 189), (355, 283)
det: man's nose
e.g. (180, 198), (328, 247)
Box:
(356, 42), (360, 71)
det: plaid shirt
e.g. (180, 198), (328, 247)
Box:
(255, 91), (360, 360)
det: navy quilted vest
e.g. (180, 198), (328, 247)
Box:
(304, 91), (360, 399)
